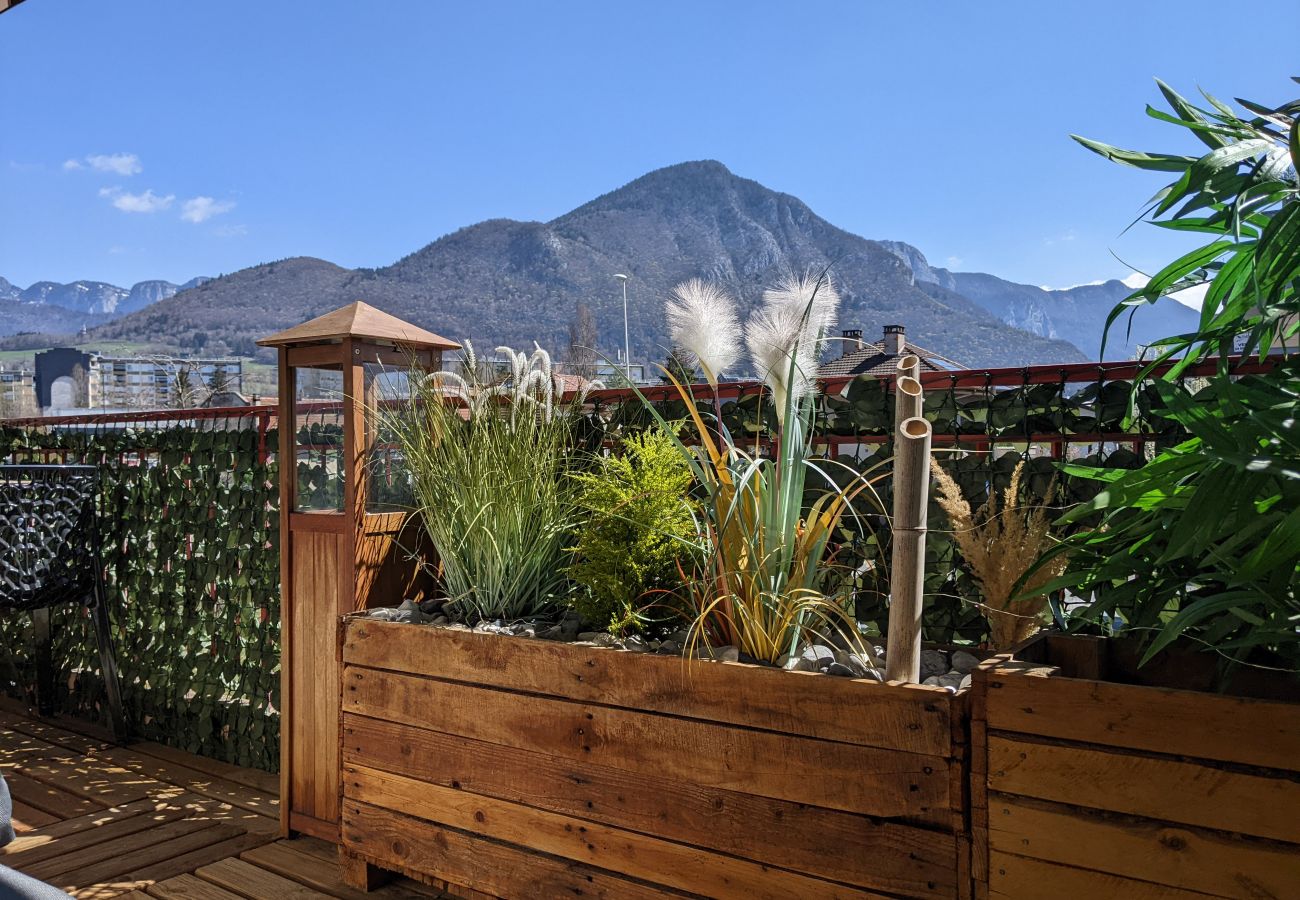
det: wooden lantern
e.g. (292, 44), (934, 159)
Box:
(258, 301), (459, 840)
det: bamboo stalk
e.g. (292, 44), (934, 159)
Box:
(895, 372), (922, 429)
(885, 414), (933, 683)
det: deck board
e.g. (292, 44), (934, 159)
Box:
(0, 712), (445, 899)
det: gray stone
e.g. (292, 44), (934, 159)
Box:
(577, 631), (618, 647)
(960, 674), (972, 690)
(658, 640), (681, 655)
(937, 672), (965, 690)
(826, 662), (855, 677)
(558, 611), (584, 639)
(667, 628), (691, 645)
(920, 649), (949, 680)
(921, 675), (943, 687)
(708, 645), (740, 663)
(430, 615), (449, 626)
(780, 654), (817, 672)
(950, 650), (981, 675)
(857, 668), (884, 682)
(624, 636), (651, 653)
(536, 625), (562, 641)
(800, 644), (836, 666)
(842, 654), (876, 678)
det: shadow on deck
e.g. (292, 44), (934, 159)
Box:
(0, 706), (444, 899)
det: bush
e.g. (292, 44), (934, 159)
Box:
(567, 426), (697, 633)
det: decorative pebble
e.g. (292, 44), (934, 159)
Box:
(950, 650), (981, 674)
(826, 662), (855, 677)
(801, 644), (837, 667)
(576, 631), (619, 647)
(658, 640), (681, 655)
(921, 675), (943, 687)
(960, 674), (972, 691)
(623, 635), (651, 653)
(937, 672), (965, 690)
(781, 655), (817, 672)
(431, 615), (449, 626)
(920, 649), (949, 680)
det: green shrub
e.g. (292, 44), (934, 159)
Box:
(567, 426), (698, 633)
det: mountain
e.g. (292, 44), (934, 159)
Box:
(0, 276), (210, 338)
(87, 162), (1086, 368)
(878, 244), (1201, 360)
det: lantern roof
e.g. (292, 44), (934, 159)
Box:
(257, 301), (460, 350)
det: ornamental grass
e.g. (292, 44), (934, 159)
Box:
(375, 343), (589, 622)
(930, 458), (1065, 649)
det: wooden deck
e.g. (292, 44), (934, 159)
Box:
(1, 708), (445, 899)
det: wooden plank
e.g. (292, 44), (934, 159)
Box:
(987, 793), (1300, 899)
(4, 769), (103, 819)
(9, 799), (59, 829)
(348, 763), (886, 900)
(92, 746), (279, 821)
(13, 750), (167, 807)
(0, 708), (110, 755)
(344, 665), (951, 820)
(127, 743), (278, 797)
(1, 798), (195, 868)
(988, 850), (1221, 900)
(344, 714), (958, 895)
(988, 733), (1300, 844)
(1, 797), (182, 856)
(74, 831), (272, 900)
(146, 874), (249, 900)
(240, 840), (446, 899)
(345, 618), (958, 756)
(343, 799), (688, 900)
(984, 663), (1300, 771)
(194, 857), (335, 899)
(21, 817), (224, 882)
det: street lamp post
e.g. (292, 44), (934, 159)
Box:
(614, 273), (631, 382)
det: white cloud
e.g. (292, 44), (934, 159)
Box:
(181, 196), (236, 223)
(99, 186), (174, 213)
(85, 153), (142, 176)
(63, 159), (84, 171)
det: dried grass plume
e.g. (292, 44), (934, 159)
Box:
(665, 278), (742, 388)
(931, 459), (1066, 649)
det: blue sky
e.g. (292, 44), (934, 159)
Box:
(0, 1), (1292, 292)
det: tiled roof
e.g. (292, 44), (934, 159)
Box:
(818, 340), (965, 378)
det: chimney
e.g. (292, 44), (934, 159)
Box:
(840, 328), (864, 357)
(883, 324), (905, 356)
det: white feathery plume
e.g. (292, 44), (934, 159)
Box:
(745, 271), (841, 420)
(665, 278), (742, 387)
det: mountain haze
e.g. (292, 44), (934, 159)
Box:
(876, 244), (1200, 360)
(0, 275), (212, 338)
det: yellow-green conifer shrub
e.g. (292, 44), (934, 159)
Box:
(567, 426), (698, 634)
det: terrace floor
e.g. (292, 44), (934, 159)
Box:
(0, 706), (445, 899)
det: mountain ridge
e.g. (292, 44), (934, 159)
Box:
(6, 161), (1193, 366)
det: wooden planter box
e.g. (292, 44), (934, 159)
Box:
(339, 617), (972, 899)
(970, 633), (1300, 900)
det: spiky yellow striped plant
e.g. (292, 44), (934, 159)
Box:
(636, 273), (888, 664)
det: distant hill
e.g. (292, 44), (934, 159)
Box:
(85, 162), (1086, 369)
(0, 275), (211, 338)
(19, 161), (1191, 368)
(876, 243), (1200, 360)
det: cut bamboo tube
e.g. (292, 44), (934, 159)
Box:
(895, 373), (923, 428)
(885, 414), (933, 683)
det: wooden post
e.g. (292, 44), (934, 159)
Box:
(886, 415), (933, 683)
(258, 302), (458, 843)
